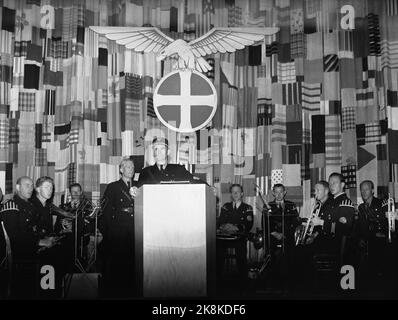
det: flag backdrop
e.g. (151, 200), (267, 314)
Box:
(1, 0), (398, 242)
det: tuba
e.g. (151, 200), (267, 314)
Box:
(295, 200), (321, 246)
(387, 193), (396, 243)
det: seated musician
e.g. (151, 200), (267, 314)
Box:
(55, 182), (96, 264)
(30, 176), (73, 297)
(216, 184), (253, 283)
(262, 183), (299, 290)
(55, 183), (93, 233)
(306, 181), (334, 251)
(265, 184), (300, 252)
(0, 177), (55, 298)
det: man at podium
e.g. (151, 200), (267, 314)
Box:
(138, 137), (205, 186)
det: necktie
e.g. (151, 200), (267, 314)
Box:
(127, 181), (131, 189)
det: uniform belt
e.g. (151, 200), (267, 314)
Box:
(119, 207), (134, 214)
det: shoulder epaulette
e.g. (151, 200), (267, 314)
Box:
(0, 200), (19, 213)
(340, 199), (354, 208)
(286, 200), (297, 207)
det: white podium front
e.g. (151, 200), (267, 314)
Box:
(135, 184), (216, 298)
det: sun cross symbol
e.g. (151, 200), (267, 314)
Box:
(154, 70), (217, 132)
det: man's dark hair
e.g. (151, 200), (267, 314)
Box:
(328, 172), (345, 183)
(35, 176), (54, 188)
(272, 183), (286, 191)
(69, 183), (82, 191)
(360, 180), (374, 190)
(316, 180), (329, 190)
(229, 184), (243, 193)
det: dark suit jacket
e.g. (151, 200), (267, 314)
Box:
(100, 179), (137, 237)
(0, 195), (40, 260)
(137, 163), (206, 187)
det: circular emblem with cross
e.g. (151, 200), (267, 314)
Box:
(153, 70), (217, 133)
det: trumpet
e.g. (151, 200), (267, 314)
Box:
(295, 201), (321, 246)
(387, 193), (396, 243)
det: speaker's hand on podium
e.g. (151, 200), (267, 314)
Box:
(129, 186), (139, 198)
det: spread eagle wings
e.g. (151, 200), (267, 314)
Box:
(89, 26), (279, 72)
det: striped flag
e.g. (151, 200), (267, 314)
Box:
(302, 82), (321, 113)
(325, 115), (342, 167)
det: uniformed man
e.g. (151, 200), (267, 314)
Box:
(55, 183), (91, 233)
(307, 181), (335, 252)
(216, 184), (253, 283)
(31, 176), (73, 298)
(262, 183), (300, 291)
(30, 176), (56, 238)
(356, 180), (397, 293)
(301, 181), (337, 293)
(55, 182), (95, 266)
(100, 158), (138, 298)
(0, 177), (55, 298)
(138, 137), (205, 186)
(265, 184), (300, 253)
(327, 173), (355, 266)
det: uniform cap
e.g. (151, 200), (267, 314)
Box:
(152, 137), (169, 147)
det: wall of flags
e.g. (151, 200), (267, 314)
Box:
(1, 0), (398, 237)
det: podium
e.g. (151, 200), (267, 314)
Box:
(135, 184), (216, 297)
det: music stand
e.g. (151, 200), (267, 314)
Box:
(63, 199), (105, 298)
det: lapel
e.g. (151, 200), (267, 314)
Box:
(119, 179), (132, 200)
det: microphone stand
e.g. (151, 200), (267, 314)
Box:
(281, 203), (285, 255)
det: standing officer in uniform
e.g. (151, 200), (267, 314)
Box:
(263, 183), (300, 291)
(216, 184), (253, 285)
(138, 137), (204, 186)
(327, 173), (355, 267)
(356, 180), (388, 292)
(100, 158), (138, 298)
(0, 176), (55, 298)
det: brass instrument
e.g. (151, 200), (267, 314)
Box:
(49, 203), (75, 219)
(295, 201), (321, 246)
(387, 193), (396, 243)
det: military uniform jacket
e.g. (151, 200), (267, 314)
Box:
(265, 200), (300, 247)
(0, 195), (40, 260)
(313, 197), (335, 238)
(30, 196), (54, 238)
(357, 197), (388, 239)
(330, 193), (355, 239)
(137, 163), (205, 186)
(100, 179), (137, 237)
(217, 202), (254, 237)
